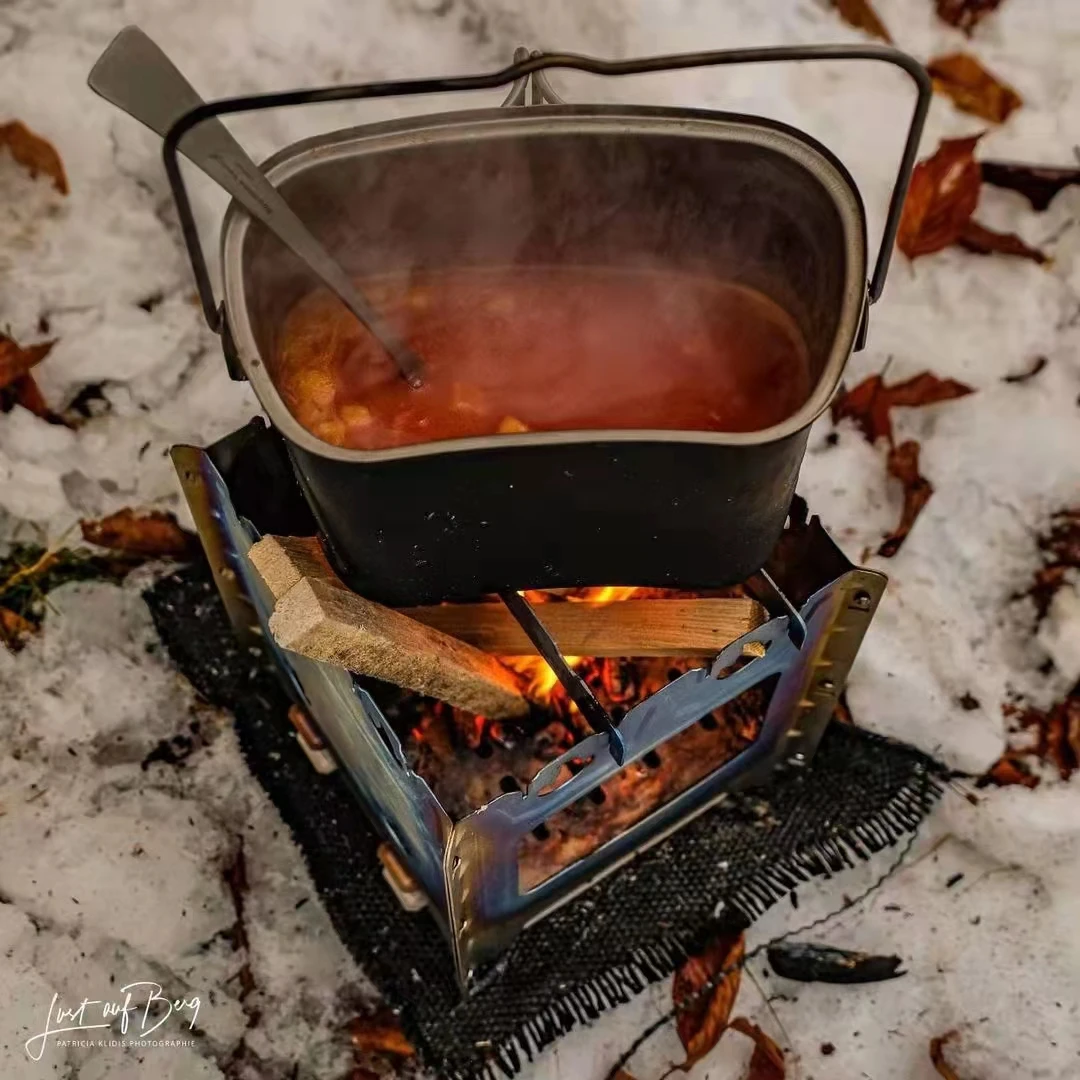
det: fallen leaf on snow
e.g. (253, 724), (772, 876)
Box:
(1001, 356), (1048, 384)
(0, 544), (137, 639)
(673, 930), (746, 1070)
(766, 942), (904, 984)
(6, 374), (48, 416)
(0, 372), (67, 425)
(1009, 687), (1080, 782)
(1029, 508), (1080, 618)
(731, 1017), (785, 1079)
(898, 135), (983, 259)
(80, 508), (198, 560)
(0, 607), (35, 651)
(831, 372), (975, 446)
(957, 219), (1049, 264)
(935, 0), (1004, 34)
(927, 53), (1022, 123)
(1040, 508), (1080, 571)
(0, 120), (69, 193)
(0, 333), (55, 393)
(979, 753), (1039, 789)
(879, 440), (934, 557)
(830, 0), (892, 42)
(347, 1009), (416, 1058)
(929, 1030), (963, 1079)
(981, 161), (1080, 211)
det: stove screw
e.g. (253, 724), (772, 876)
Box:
(851, 590), (872, 610)
(818, 677), (836, 692)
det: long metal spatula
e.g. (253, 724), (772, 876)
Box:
(89, 26), (424, 388)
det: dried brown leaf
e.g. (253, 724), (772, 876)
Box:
(0, 120), (68, 193)
(831, 372), (975, 446)
(731, 1017), (785, 1080)
(878, 440), (934, 557)
(929, 1030), (963, 1079)
(831, 374), (890, 443)
(980, 754), (1040, 789)
(830, 0), (892, 42)
(1027, 508), (1080, 617)
(898, 134), (984, 258)
(347, 1009), (416, 1058)
(1002, 356), (1048, 384)
(957, 219), (1049, 264)
(884, 372), (976, 411)
(8, 374), (50, 417)
(80, 508), (198, 560)
(0, 606), (36, 651)
(928, 53), (1022, 123)
(935, 0), (1004, 34)
(1029, 565), (1068, 621)
(673, 931), (746, 1069)
(766, 942), (903, 983)
(1041, 508), (1080, 565)
(0, 334), (55, 394)
(1014, 689), (1080, 781)
(981, 161), (1080, 211)
(0, 371), (68, 425)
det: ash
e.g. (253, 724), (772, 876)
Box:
(2, 1), (1080, 1078)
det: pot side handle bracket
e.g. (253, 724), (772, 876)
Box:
(156, 43), (930, 353)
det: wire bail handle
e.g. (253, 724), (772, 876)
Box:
(162, 43), (930, 336)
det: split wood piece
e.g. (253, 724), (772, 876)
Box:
(397, 597), (766, 657)
(248, 535), (529, 720)
(251, 532), (766, 656)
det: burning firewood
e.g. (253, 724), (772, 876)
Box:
(253, 535), (766, 659)
(399, 596), (766, 657)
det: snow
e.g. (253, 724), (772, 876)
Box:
(1, 0), (1079, 1077)
(1039, 576), (1080, 685)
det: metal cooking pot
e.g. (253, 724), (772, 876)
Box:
(164, 45), (930, 605)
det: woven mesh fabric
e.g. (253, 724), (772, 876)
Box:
(145, 562), (944, 1080)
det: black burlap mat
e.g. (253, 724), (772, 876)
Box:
(145, 561), (945, 1080)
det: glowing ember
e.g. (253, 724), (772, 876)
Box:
(383, 582), (768, 888)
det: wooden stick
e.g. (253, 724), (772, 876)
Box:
(249, 535), (529, 719)
(251, 535), (765, 661)
(397, 598), (765, 657)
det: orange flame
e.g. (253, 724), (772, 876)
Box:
(504, 586), (643, 704)
(567, 585), (639, 605)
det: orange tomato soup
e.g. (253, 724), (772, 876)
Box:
(274, 267), (812, 450)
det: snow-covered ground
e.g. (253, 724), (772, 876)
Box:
(1, 0), (1078, 1077)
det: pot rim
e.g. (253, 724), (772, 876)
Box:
(221, 103), (867, 463)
